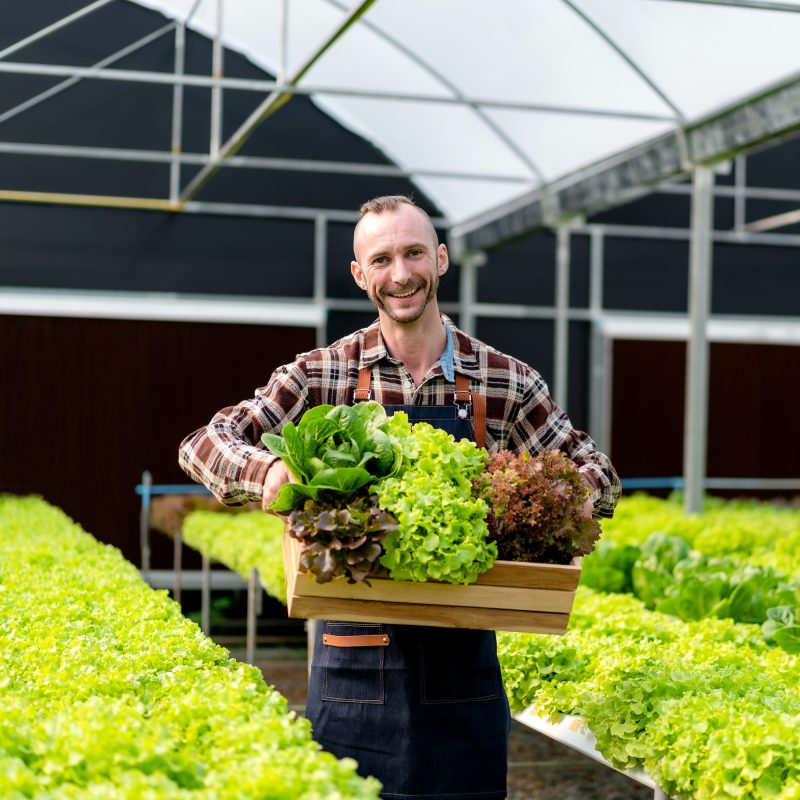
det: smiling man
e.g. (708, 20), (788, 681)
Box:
(179, 194), (620, 799)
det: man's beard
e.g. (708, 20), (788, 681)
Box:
(369, 274), (439, 324)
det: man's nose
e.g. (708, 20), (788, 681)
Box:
(390, 256), (413, 284)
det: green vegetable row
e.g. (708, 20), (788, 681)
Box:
(498, 588), (800, 799)
(181, 509), (287, 604)
(0, 495), (379, 799)
(582, 496), (800, 653)
(598, 493), (800, 579)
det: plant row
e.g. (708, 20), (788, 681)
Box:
(597, 493), (800, 579)
(496, 494), (800, 799)
(0, 495), (379, 799)
(582, 495), (800, 654)
(181, 510), (287, 604)
(498, 587), (800, 799)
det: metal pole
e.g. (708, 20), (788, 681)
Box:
(139, 470), (152, 577)
(0, 0), (115, 61)
(734, 155), (747, 233)
(210, 0), (224, 161)
(458, 251), (484, 338)
(278, 0), (289, 83)
(173, 528), (183, 604)
(179, 0), (376, 204)
(170, 23), (186, 203)
(554, 226), (571, 408)
(201, 553), (211, 634)
(587, 229), (607, 447)
(683, 165), (715, 514)
(0, 23), (176, 127)
(314, 215), (328, 349)
(246, 568), (258, 665)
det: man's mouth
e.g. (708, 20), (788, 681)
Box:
(388, 286), (420, 299)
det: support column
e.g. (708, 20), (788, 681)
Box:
(169, 22), (185, 203)
(683, 166), (715, 515)
(314, 215), (328, 349)
(210, 0), (224, 161)
(587, 229), (609, 451)
(458, 250), (485, 338)
(553, 226), (571, 409)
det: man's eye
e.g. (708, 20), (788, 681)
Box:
(408, 249), (423, 257)
(373, 256), (388, 265)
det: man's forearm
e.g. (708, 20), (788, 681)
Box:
(178, 423), (278, 506)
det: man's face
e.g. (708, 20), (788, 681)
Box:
(351, 204), (448, 325)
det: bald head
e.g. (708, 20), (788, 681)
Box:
(353, 195), (438, 262)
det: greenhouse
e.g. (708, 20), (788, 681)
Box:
(2, 1), (800, 798)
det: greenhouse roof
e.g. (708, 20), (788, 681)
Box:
(2, 0), (800, 249)
(126, 0), (800, 246)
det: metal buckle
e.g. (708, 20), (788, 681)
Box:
(453, 391), (472, 420)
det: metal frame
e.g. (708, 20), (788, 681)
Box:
(4, 0), (800, 512)
(514, 709), (669, 799)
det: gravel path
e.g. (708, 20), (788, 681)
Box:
(257, 653), (655, 800)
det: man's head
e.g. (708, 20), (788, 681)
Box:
(351, 195), (448, 326)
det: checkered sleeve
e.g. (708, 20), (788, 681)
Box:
(178, 361), (309, 505)
(509, 369), (621, 518)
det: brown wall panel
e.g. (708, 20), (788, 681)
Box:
(1, 314), (315, 566)
(611, 339), (800, 487)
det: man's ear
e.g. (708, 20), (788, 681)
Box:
(437, 243), (449, 277)
(351, 260), (367, 290)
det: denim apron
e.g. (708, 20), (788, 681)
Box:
(305, 383), (510, 799)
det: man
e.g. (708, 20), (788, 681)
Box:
(179, 195), (620, 798)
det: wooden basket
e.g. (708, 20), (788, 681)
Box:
(282, 532), (581, 635)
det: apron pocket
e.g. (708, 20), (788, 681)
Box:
(321, 622), (386, 704)
(419, 628), (501, 704)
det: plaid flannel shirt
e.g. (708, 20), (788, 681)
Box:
(178, 315), (621, 517)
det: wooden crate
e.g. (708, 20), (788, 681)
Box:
(282, 533), (581, 635)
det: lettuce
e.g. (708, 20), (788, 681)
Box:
(376, 419), (495, 585)
(263, 402), (404, 513)
(762, 605), (800, 653)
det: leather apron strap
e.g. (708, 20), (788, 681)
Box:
(353, 366), (486, 450)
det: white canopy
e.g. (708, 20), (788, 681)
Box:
(131, 0), (800, 223)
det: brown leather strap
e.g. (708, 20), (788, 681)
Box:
(353, 366), (372, 402)
(455, 374), (486, 450)
(322, 633), (390, 647)
(454, 372), (471, 402)
(472, 390), (486, 450)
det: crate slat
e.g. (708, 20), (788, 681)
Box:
(282, 532), (580, 634)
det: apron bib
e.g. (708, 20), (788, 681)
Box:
(305, 382), (510, 800)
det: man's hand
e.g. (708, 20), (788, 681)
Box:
(581, 497), (594, 520)
(262, 461), (294, 512)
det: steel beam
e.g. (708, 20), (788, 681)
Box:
(170, 23), (186, 203)
(553, 226), (571, 408)
(563, 0), (685, 120)
(178, 0), (377, 205)
(0, 0), (114, 61)
(662, 0), (800, 11)
(209, 0), (224, 161)
(457, 251), (485, 337)
(314, 215), (328, 349)
(0, 23), (176, 127)
(746, 206), (800, 232)
(0, 61), (676, 121)
(683, 166), (715, 514)
(451, 74), (800, 256)
(0, 140), (527, 183)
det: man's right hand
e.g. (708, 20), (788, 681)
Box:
(262, 461), (294, 512)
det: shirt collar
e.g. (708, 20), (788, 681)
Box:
(358, 314), (482, 381)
